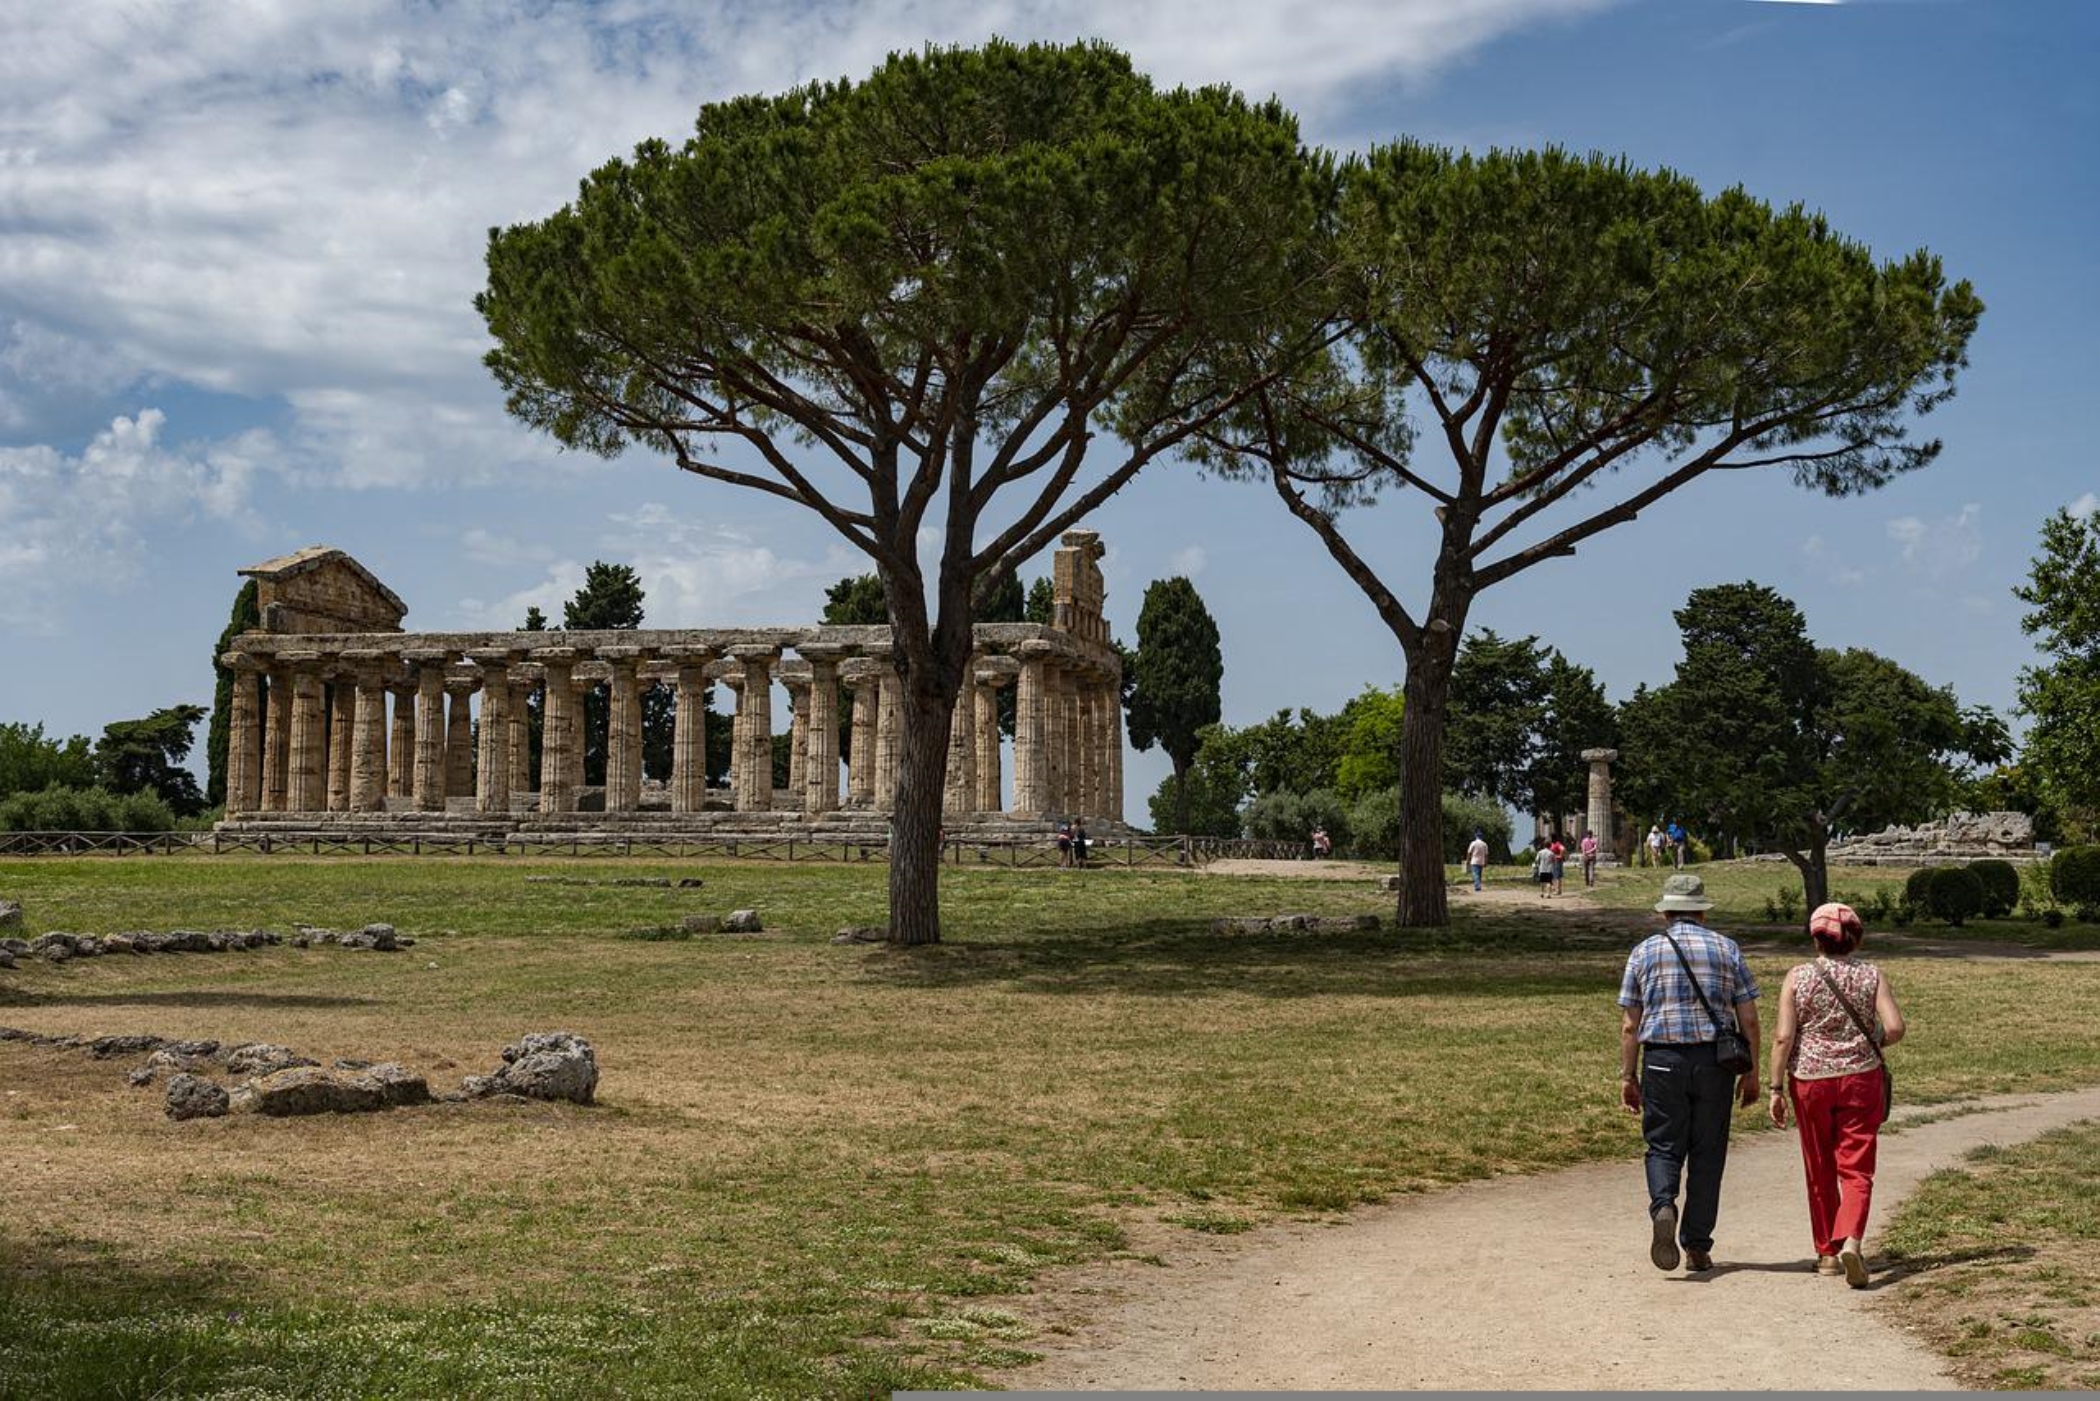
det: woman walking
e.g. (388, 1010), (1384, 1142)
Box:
(1767, 902), (1905, 1287)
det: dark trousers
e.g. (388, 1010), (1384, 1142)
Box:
(1640, 1041), (1736, 1251)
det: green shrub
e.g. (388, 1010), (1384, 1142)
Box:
(1924, 866), (1986, 927)
(1687, 835), (1714, 863)
(1903, 867), (1939, 910)
(1331, 788), (1512, 865)
(0, 784), (177, 833)
(2043, 909), (2065, 929)
(1762, 885), (1803, 925)
(1441, 792), (1514, 865)
(2049, 845), (2100, 907)
(1244, 789), (1349, 852)
(1891, 904), (1914, 928)
(1969, 859), (2019, 918)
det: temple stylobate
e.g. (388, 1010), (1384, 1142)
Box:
(216, 532), (1125, 837)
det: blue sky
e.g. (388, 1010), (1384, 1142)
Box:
(2, 0), (2093, 819)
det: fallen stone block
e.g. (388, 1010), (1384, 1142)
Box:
(225, 1042), (317, 1076)
(461, 1031), (597, 1105)
(723, 909), (763, 934)
(243, 1066), (387, 1116)
(0, 900), (21, 932)
(90, 1034), (168, 1060)
(165, 1073), (230, 1121)
(362, 1062), (431, 1107)
(679, 913), (721, 935)
(832, 926), (887, 944)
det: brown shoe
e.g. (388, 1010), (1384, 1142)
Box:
(1816, 1255), (1843, 1276)
(1685, 1249), (1714, 1272)
(1650, 1206), (1680, 1271)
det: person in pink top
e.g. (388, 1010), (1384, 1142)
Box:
(1767, 902), (1907, 1287)
(1580, 830), (1600, 887)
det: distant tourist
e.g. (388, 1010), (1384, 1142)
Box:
(1646, 824), (1665, 868)
(1767, 902), (1905, 1288)
(1667, 820), (1688, 869)
(1580, 829), (1600, 887)
(1310, 825), (1332, 860)
(1071, 819), (1090, 868)
(1466, 830), (1491, 893)
(1056, 820), (1073, 868)
(1617, 873), (1762, 1275)
(1532, 844), (1556, 898)
(1549, 834), (1567, 896)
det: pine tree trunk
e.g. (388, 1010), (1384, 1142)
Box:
(887, 674), (955, 946)
(1396, 645), (1455, 928)
(1804, 823), (1831, 917)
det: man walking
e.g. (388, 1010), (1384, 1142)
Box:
(1580, 829), (1600, 888)
(1666, 820), (1688, 869)
(1466, 829), (1490, 893)
(1617, 874), (1761, 1273)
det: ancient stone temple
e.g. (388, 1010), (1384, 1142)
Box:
(217, 534), (1125, 839)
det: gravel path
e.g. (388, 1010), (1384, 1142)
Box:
(1003, 1086), (2100, 1390)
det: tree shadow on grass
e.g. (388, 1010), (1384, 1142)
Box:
(856, 919), (1625, 1001)
(4, 990), (381, 1010)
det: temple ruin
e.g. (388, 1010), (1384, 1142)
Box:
(217, 532), (1124, 838)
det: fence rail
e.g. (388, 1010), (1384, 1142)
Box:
(0, 830), (1310, 866)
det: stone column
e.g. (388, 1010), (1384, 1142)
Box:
(326, 675), (354, 812)
(262, 666), (290, 812)
(718, 672), (743, 799)
(466, 650), (519, 814)
(800, 647), (844, 816)
(285, 656), (326, 813)
(973, 658), (1016, 813)
(534, 650), (579, 814)
(567, 673), (590, 801)
(506, 675), (531, 804)
(943, 668), (977, 815)
(1013, 642), (1053, 817)
(728, 645), (778, 812)
(666, 647), (714, 814)
(872, 658), (902, 811)
(1582, 747), (1620, 864)
(1042, 665), (1069, 816)
(223, 655), (261, 817)
(444, 676), (477, 800)
(783, 676), (812, 804)
(387, 683), (416, 799)
(844, 667), (878, 808)
(602, 648), (644, 813)
(1105, 674), (1126, 823)
(408, 653), (449, 812)
(346, 654), (390, 813)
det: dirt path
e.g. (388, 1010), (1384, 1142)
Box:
(1003, 1085), (2100, 1391)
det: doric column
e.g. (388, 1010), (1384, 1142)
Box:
(718, 672), (743, 798)
(873, 658), (902, 811)
(800, 647), (844, 816)
(1583, 747), (1621, 864)
(533, 650), (579, 814)
(466, 650), (520, 814)
(506, 675), (531, 803)
(602, 648), (644, 813)
(727, 645), (778, 812)
(345, 653), (390, 813)
(326, 674), (354, 812)
(567, 673), (589, 800)
(1013, 641), (1053, 817)
(844, 665), (878, 808)
(407, 651), (450, 812)
(443, 676), (477, 799)
(665, 646), (714, 814)
(1042, 665), (1070, 816)
(222, 654), (261, 817)
(973, 657), (1017, 813)
(943, 666), (977, 814)
(285, 656), (326, 813)
(262, 665), (290, 812)
(783, 676), (812, 804)
(387, 683), (416, 799)
(1105, 674), (1126, 822)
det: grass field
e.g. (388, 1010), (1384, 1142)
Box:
(4, 855), (2099, 1397)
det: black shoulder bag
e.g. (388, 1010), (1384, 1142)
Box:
(1660, 931), (1755, 1076)
(1811, 960), (1893, 1124)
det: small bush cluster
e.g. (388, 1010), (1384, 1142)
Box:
(1969, 859), (2020, 918)
(1761, 885), (1803, 924)
(1923, 867), (1986, 927)
(2050, 845), (2100, 908)
(0, 785), (177, 833)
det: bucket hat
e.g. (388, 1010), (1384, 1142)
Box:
(1652, 873), (1714, 914)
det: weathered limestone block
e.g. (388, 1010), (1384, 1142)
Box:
(460, 1031), (598, 1104)
(242, 1066), (387, 1116)
(165, 1074), (230, 1121)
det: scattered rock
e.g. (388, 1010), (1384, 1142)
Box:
(40, 942), (71, 964)
(361, 1062), (431, 1107)
(1211, 914), (1381, 936)
(90, 1034), (167, 1060)
(1379, 875), (1402, 893)
(677, 878), (704, 888)
(0, 949), (13, 970)
(723, 909), (763, 934)
(101, 934), (135, 955)
(607, 877), (672, 888)
(165, 1073), (230, 1121)
(127, 1065), (157, 1087)
(2, 937), (28, 956)
(461, 1031), (597, 1105)
(168, 1039), (222, 1058)
(679, 913), (721, 935)
(332, 1057), (373, 1071)
(244, 1066), (387, 1116)
(0, 900), (21, 931)
(831, 926), (888, 944)
(225, 1043), (317, 1076)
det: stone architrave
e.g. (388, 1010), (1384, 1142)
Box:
(727, 645), (778, 812)
(972, 657), (1017, 813)
(872, 657), (902, 811)
(506, 675), (531, 804)
(799, 647), (845, 815)
(666, 647), (714, 814)
(1013, 642), (1053, 817)
(444, 676), (477, 799)
(1582, 748), (1620, 864)
(222, 654), (262, 816)
(406, 652), (451, 812)
(533, 651), (579, 814)
(943, 662), (978, 813)
(344, 652), (390, 812)
(844, 666), (878, 808)
(326, 678), (354, 812)
(783, 676), (812, 803)
(602, 648), (644, 813)
(262, 666), (290, 812)
(285, 657), (327, 813)
(387, 683), (416, 799)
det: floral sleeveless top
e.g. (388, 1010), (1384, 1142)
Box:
(1789, 957), (1883, 1081)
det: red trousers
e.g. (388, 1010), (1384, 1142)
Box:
(1789, 1068), (1886, 1255)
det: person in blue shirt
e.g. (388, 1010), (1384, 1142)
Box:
(1666, 820), (1688, 869)
(1617, 873), (1762, 1273)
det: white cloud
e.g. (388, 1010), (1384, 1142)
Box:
(1170, 544), (1210, 577)
(2070, 491), (2098, 521)
(1800, 533), (1866, 586)
(0, 409), (280, 631)
(1886, 502), (1982, 576)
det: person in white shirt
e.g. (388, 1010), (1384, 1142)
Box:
(1646, 824), (1665, 869)
(1466, 831), (1491, 892)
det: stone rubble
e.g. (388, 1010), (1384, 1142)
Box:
(0, 900), (22, 932)
(22, 929), (285, 963)
(1210, 914), (1383, 935)
(722, 909), (763, 933)
(458, 1032), (598, 1105)
(523, 875), (702, 889)
(292, 923), (414, 951)
(1826, 810), (2041, 866)
(164, 1074), (231, 1121)
(831, 926), (888, 944)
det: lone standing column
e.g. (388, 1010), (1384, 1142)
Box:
(728, 645), (778, 812)
(387, 682), (417, 799)
(799, 647), (844, 816)
(973, 658), (1017, 813)
(1013, 642), (1053, 817)
(262, 666), (290, 812)
(408, 653), (449, 812)
(223, 655), (261, 817)
(667, 647), (713, 814)
(534, 651), (579, 814)
(602, 649), (644, 813)
(444, 676), (478, 799)
(346, 654), (390, 812)
(844, 667), (878, 807)
(285, 656), (326, 813)
(1582, 747), (1621, 864)
(326, 673), (354, 812)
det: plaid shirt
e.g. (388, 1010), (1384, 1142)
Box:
(1618, 920), (1760, 1045)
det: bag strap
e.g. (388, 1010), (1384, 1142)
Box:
(1810, 959), (1885, 1068)
(1660, 929), (1735, 1036)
